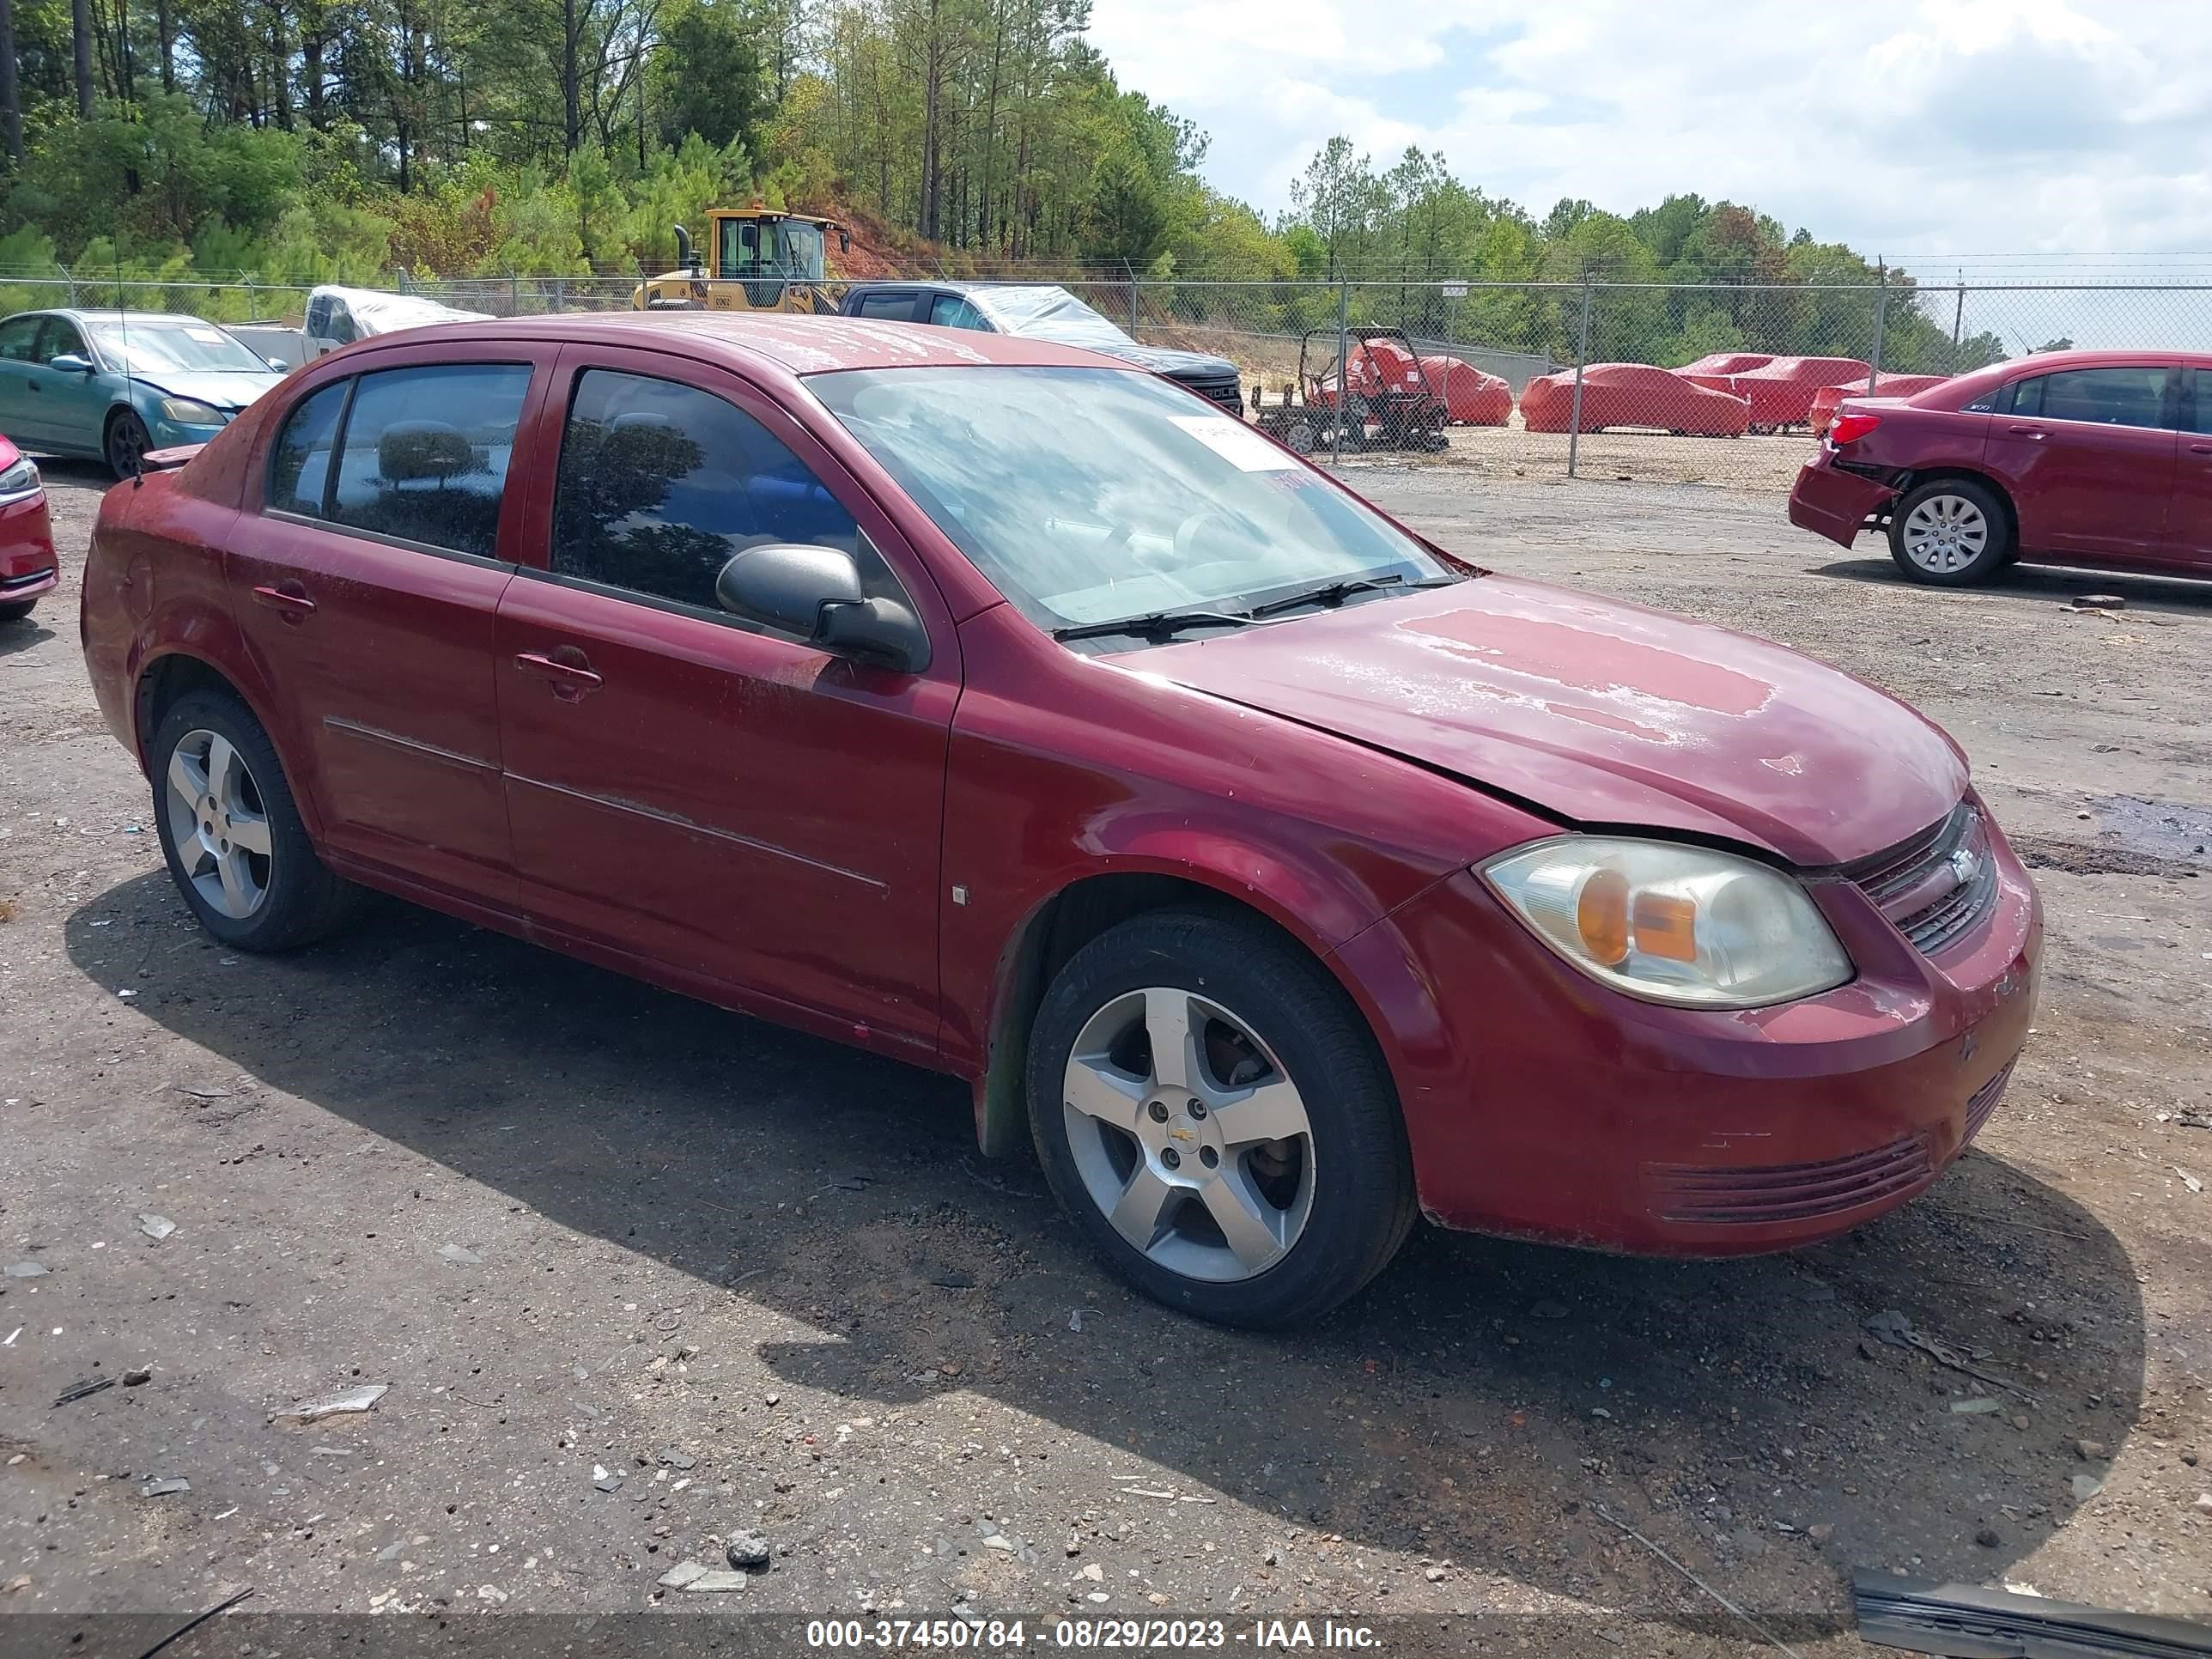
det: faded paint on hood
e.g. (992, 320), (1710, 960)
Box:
(1128, 576), (1966, 866)
(124, 368), (285, 410)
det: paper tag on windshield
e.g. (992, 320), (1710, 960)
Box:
(1169, 413), (1299, 471)
(183, 327), (226, 344)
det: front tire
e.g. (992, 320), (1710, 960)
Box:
(1888, 477), (2011, 585)
(1026, 908), (1416, 1329)
(150, 689), (358, 951)
(106, 409), (152, 480)
(0, 599), (37, 623)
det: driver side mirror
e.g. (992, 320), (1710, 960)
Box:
(714, 543), (927, 673)
(48, 354), (94, 374)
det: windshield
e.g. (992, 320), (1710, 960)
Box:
(84, 319), (270, 374)
(971, 286), (1131, 349)
(720, 217), (827, 283)
(811, 366), (1457, 639)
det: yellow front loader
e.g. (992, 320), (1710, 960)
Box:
(631, 204), (852, 314)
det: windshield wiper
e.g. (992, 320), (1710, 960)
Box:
(1050, 608), (1253, 643)
(1247, 573), (1453, 618)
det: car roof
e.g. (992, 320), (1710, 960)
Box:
(360, 311), (1136, 376)
(46, 309), (235, 325)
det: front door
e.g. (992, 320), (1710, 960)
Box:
(34, 316), (112, 457)
(494, 347), (957, 1055)
(1984, 364), (2177, 560)
(0, 315), (53, 447)
(228, 347), (550, 905)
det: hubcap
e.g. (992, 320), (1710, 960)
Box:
(1902, 494), (1989, 573)
(1061, 988), (1316, 1284)
(164, 729), (273, 920)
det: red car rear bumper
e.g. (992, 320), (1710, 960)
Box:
(0, 489), (58, 605)
(1788, 453), (1899, 549)
(1336, 815), (2040, 1256)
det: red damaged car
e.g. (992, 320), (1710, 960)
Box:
(1790, 349), (2212, 585)
(0, 433), (59, 621)
(82, 314), (2039, 1327)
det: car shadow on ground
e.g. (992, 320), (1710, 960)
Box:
(1812, 555), (2212, 613)
(64, 876), (2143, 1635)
(0, 617), (58, 659)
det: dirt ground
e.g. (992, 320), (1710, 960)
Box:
(2, 459), (2209, 1656)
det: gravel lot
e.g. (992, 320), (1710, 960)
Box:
(3, 459), (2209, 1656)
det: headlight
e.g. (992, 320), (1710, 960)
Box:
(158, 397), (224, 424)
(1480, 836), (1852, 1008)
(0, 456), (38, 498)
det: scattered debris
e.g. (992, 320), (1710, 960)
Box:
(174, 1085), (232, 1101)
(1852, 1572), (2212, 1659)
(592, 1467), (623, 1493)
(931, 1270), (976, 1289)
(1068, 1309), (1097, 1334)
(2179, 1168), (2203, 1195)
(4, 1262), (49, 1278)
(2075, 1439), (2108, 1462)
(1949, 1397), (2002, 1415)
(437, 1243), (483, 1267)
(138, 1213), (175, 1241)
(726, 1532), (772, 1571)
(475, 1584), (507, 1604)
(828, 1170), (873, 1192)
(1594, 1506), (1804, 1658)
(3, 1576), (30, 1595)
(656, 1449), (696, 1470)
(1531, 1298), (1570, 1320)
(55, 1376), (114, 1407)
(683, 1570), (751, 1593)
(140, 1478), (191, 1498)
(270, 1383), (388, 1423)
(2069, 593), (2128, 611)
(1865, 1310), (2033, 1401)
(1976, 1527), (2002, 1549)
(657, 1560), (707, 1589)
(122, 1367), (151, 1386)
(2193, 1493), (2212, 1516)
(131, 1584), (253, 1658)
(2071, 1474), (2103, 1502)
(3, 1328), (19, 1347)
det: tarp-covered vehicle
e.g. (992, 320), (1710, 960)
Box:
(303, 287), (494, 361)
(1518, 363), (1751, 436)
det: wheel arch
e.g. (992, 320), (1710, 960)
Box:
(134, 649), (326, 840)
(970, 866), (1392, 1159)
(1896, 466), (2021, 551)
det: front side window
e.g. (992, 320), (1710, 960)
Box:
(551, 369), (893, 623)
(928, 295), (989, 331)
(268, 380), (349, 517)
(325, 363), (531, 558)
(854, 292), (915, 321)
(810, 365), (1457, 640)
(2035, 366), (2169, 429)
(36, 318), (88, 363)
(2191, 370), (2212, 436)
(0, 316), (45, 362)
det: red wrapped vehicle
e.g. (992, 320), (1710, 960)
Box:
(1683, 356), (1871, 432)
(1418, 356), (1512, 426)
(1676, 352), (1774, 377)
(1808, 375), (1947, 435)
(1518, 363), (1751, 435)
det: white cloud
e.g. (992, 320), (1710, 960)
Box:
(1086, 0), (2212, 256)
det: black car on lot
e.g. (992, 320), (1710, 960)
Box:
(836, 282), (1245, 416)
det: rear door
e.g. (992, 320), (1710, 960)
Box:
(493, 343), (957, 1055)
(1984, 364), (2177, 559)
(228, 342), (554, 906)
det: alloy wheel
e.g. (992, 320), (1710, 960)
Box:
(164, 728), (274, 919)
(1060, 988), (1316, 1284)
(1900, 493), (1990, 574)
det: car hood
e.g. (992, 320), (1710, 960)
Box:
(1128, 576), (1966, 866)
(1097, 343), (1241, 381)
(128, 369), (284, 410)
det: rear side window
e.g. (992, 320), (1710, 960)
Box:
(269, 380), (348, 516)
(853, 291), (915, 321)
(2034, 366), (2169, 429)
(327, 363), (532, 558)
(2191, 370), (2212, 436)
(550, 368), (889, 619)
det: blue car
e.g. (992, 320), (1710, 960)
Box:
(0, 309), (289, 477)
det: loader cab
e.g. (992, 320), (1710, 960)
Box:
(635, 205), (853, 314)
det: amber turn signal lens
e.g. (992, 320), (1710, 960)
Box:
(1632, 890), (1699, 962)
(1576, 867), (1632, 966)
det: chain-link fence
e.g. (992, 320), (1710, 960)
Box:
(3, 264), (2200, 490)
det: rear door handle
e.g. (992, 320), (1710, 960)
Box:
(514, 651), (604, 699)
(2007, 423), (2046, 439)
(251, 581), (316, 620)
(2190, 442), (2212, 455)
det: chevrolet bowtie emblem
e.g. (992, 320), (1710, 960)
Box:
(1167, 1127), (1198, 1144)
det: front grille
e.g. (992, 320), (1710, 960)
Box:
(1962, 1059), (2015, 1145)
(1646, 1137), (1934, 1225)
(1191, 379), (1245, 416)
(1847, 803), (2000, 957)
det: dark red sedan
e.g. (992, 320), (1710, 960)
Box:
(0, 432), (58, 621)
(82, 314), (2040, 1327)
(1790, 348), (2212, 585)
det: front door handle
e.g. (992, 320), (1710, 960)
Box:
(251, 581), (316, 621)
(514, 650), (604, 701)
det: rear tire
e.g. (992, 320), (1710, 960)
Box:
(150, 688), (359, 951)
(1888, 477), (2012, 585)
(1026, 908), (1416, 1329)
(0, 599), (36, 623)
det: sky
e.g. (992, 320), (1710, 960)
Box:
(1085, 0), (2212, 268)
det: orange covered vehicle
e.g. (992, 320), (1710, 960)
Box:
(1518, 363), (1751, 435)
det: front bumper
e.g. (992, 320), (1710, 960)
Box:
(0, 488), (58, 603)
(1788, 452), (1900, 549)
(1335, 811), (2041, 1255)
